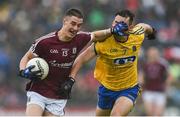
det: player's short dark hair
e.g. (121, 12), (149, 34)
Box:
(65, 8), (84, 19)
(115, 9), (135, 25)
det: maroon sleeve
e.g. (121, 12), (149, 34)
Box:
(29, 39), (45, 56)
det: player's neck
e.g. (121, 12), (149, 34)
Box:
(57, 30), (72, 42)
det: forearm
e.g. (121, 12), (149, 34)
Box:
(70, 60), (84, 78)
(91, 28), (111, 42)
(146, 26), (156, 40)
(70, 53), (93, 78)
(145, 24), (154, 35)
(70, 44), (96, 78)
(19, 58), (28, 70)
(19, 51), (35, 70)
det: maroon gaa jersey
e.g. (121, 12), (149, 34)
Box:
(143, 58), (169, 92)
(26, 31), (91, 99)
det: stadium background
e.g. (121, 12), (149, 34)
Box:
(0, 0), (180, 115)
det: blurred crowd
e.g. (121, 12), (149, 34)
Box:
(0, 0), (180, 115)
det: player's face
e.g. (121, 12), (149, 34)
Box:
(63, 16), (83, 38)
(112, 15), (130, 27)
(147, 47), (160, 61)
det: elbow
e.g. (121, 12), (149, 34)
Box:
(146, 27), (157, 40)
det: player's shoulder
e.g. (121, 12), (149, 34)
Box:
(75, 31), (91, 41)
(129, 24), (145, 35)
(30, 31), (57, 51)
(35, 31), (56, 43)
(159, 57), (169, 68)
(77, 31), (91, 35)
(77, 31), (91, 37)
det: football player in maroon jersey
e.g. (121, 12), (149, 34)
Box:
(139, 47), (173, 116)
(19, 8), (126, 116)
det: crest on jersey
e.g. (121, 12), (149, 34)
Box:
(72, 47), (77, 54)
(50, 49), (59, 54)
(132, 46), (137, 52)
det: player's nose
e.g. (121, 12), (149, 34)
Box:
(73, 25), (79, 31)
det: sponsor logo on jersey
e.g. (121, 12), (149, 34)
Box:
(49, 60), (73, 68)
(132, 46), (137, 52)
(114, 56), (136, 65)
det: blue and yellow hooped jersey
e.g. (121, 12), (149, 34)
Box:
(94, 25), (145, 91)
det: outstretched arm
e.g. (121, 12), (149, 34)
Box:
(91, 22), (129, 42)
(91, 28), (112, 42)
(70, 44), (96, 78)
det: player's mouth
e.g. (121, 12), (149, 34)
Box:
(69, 30), (77, 36)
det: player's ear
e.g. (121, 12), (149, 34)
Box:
(129, 24), (134, 29)
(63, 17), (68, 24)
(63, 18), (66, 24)
(128, 20), (135, 29)
(112, 20), (116, 27)
(125, 17), (130, 24)
(127, 18), (134, 27)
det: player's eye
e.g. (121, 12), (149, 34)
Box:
(71, 22), (76, 26)
(77, 23), (82, 28)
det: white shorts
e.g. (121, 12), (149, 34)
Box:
(142, 91), (166, 106)
(27, 91), (67, 116)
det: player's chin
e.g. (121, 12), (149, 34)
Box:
(69, 34), (76, 39)
(66, 33), (74, 39)
(114, 35), (128, 43)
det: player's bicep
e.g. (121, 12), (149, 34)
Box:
(137, 23), (153, 35)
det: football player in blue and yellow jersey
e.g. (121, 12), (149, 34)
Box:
(69, 9), (156, 116)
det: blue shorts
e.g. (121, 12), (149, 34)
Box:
(97, 84), (141, 109)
